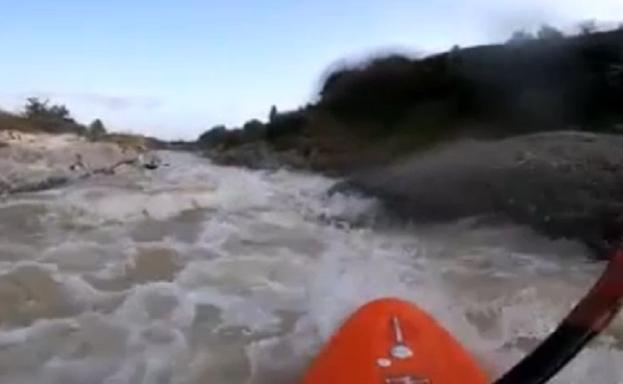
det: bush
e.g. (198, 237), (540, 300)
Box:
(24, 97), (73, 122)
(537, 25), (564, 40)
(199, 124), (226, 140)
(20, 97), (87, 134)
(242, 119), (266, 141)
(198, 125), (231, 148)
(578, 20), (597, 35)
(269, 106), (278, 122)
(265, 110), (307, 140)
(314, 28), (623, 140)
(508, 30), (535, 44)
(88, 119), (107, 140)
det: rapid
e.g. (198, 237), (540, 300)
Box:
(0, 151), (620, 384)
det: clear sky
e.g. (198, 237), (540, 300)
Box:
(1, 0), (622, 140)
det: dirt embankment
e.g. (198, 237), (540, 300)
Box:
(337, 132), (623, 256)
(0, 130), (144, 194)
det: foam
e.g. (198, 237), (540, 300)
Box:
(0, 151), (620, 383)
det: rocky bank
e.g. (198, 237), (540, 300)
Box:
(0, 130), (143, 195)
(337, 132), (623, 256)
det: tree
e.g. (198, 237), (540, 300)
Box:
(24, 97), (48, 118)
(20, 97), (88, 134)
(269, 105), (278, 122)
(88, 119), (107, 139)
(198, 125), (227, 144)
(50, 105), (71, 121)
(449, 45), (462, 63)
(579, 20), (597, 35)
(537, 25), (564, 40)
(508, 30), (535, 44)
(243, 119), (263, 131)
(242, 119), (266, 140)
(23, 97), (72, 121)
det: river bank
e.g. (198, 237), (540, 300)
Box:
(197, 28), (623, 255)
(203, 130), (623, 257)
(0, 130), (145, 195)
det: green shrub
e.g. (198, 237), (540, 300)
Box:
(316, 28), (623, 139)
(21, 97), (86, 134)
(242, 119), (266, 141)
(88, 119), (107, 140)
(508, 30), (535, 44)
(537, 25), (564, 40)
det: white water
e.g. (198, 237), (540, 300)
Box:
(0, 151), (620, 384)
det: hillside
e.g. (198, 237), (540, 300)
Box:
(196, 28), (623, 254)
(199, 28), (623, 173)
(0, 108), (86, 136)
(0, 100), (168, 195)
(0, 100), (164, 151)
(320, 29), (623, 134)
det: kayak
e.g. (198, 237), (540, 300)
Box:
(302, 298), (487, 384)
(303, 250), (623, 384)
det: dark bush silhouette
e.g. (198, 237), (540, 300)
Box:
(198, 125), (246, 149)
(579, 20), (597, 35)
(269, 105), (278, 122)
(198, 125), (227, 144)
(199, 27), (623, 172)
(242, 119), (266, 141)
(537, 25), (564, 40)
(24, 98), (73, 122)
(508, 30), (536, 44)
(21, 97), (86, 134)
(88, 119), (107, 140)
(317, 28), (623, 138)
(197, 110), (309, 150)
(265, 110), (307, 140)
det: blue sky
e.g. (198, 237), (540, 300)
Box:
(1, 1), (622, 140)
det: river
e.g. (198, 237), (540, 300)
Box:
(0, 151), (620, 383)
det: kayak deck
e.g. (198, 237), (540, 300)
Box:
(302, 298), (488, 384)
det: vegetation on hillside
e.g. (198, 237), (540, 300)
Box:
(20, 98), (88, 135)
(88, 119), (108, 140)
(197, 25), (623, 171)
(0, 98), (89, 136)
(0, 98), (165, 149)
(317, 27), (623, 137)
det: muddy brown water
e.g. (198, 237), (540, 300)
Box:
(0, 151), (620, 383)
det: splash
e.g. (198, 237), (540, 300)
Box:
(0, 151), (619, 383)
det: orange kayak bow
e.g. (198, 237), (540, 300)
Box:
(302, 250), (623, 384)
(302, 298), (488, 384)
